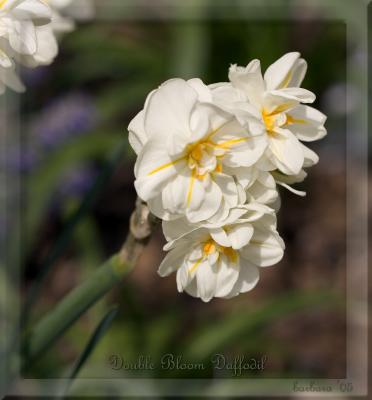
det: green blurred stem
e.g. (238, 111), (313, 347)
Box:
(21, 198), (158, 370)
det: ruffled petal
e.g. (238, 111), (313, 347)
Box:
(240, 228), (284, 267)
(264, 52), (301, 90)
(144, 78), (197, 143)
(268, 128), (304, 175)
(214, 255), (240, 298)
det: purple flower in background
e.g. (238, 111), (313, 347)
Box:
(5, 147), (38, 174)
(31, 92), (98, 150)
(57, 165), (97, 199)
(21, 65), (52, 88)
(0, 215), (6, 243)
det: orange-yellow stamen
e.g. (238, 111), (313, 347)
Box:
(203, 241), (216, 255)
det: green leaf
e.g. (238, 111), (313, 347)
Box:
(66, 306), (118, 383)
(21, 254), (131, 370)
(21, 140), (126, 326)
(183, 291), (341, 362)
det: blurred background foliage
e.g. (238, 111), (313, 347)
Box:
(0, 0), (355, 396)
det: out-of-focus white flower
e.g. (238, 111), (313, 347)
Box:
(159, 203), (284, 302)
(0, 0), (51, 55)
(211, 52), (327, 177)
(0, 0), (58, 91)
(0, 38), (23, 93)
(49, 0), (95, 33)
(16, 24), (58, 67)
(0, 61), (24, 94)
(130, 78), (268, 223)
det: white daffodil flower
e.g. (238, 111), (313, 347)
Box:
(210, 52), (327, 177)
(130, 78), (268, 223)
(159, 203), (285, 302)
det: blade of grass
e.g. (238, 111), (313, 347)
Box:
(21, 199), (158, 371)
(21, 255), (126, 369)
(183, 290), (342, 362)
(60, 306), (119, 398)
(20, 140), (127, 326)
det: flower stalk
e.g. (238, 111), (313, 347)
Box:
(21, 198), (158, 369)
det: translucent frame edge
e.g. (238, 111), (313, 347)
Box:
(2, 0), (368, 397)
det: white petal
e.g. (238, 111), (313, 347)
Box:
(177, 264), (192, 293)
(144, 78), (197, 142)
(210, 227), (231, 247)
(225, 165), (256, 188)
(188, 78), (213, 102)
(213, 172), (238, 208)
(287, 58), (307, 88)
(9, 20), (37, 55)
(0, 66), (25, 92)
(12, 0), (51, 24)
(264, 52), (301, 90)
(222, 134), (267, 168)
(286, 105), (327, 142)
(158, 246), (187, 277)
(240, 202), (272, 222)
(227, 223), (254, 249)
(0, 49), (12, 68)
(134, 139), (186, 201)
(269, 129), (304, 175)
(214, 255), (240, 298)
(277, 181), (306, 196)
(22, 25), (58, 66)
(272, 169), (307, 185)
(269, 87), (316, 104)
(301, 143), (319, 167)
(195, 259), (217, 302)
(186, 175), (223, 223)
(241, 229), (284, 267)
(148, 195), (178, 221)
(162, 170), (190, 214)
(128, 110), (147, 155)
(229, 60), (265, 107)
(235, 260), (260, 293)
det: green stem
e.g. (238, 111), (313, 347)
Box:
(21, 198), (158, 370)
(22, 254), (128, 368)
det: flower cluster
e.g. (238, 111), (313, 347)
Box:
(0, 0), (94, 94)
(128, 52), (327, 302)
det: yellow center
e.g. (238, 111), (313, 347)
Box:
(203, 241), (216, 255)
(146, 126), (249, 209)
(203, 239), (238, 262)
(262, 109), (277, 133)
(186, 141), (222, 180)
(189, 239), (239, 274)
(262, 106), (306, 136)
